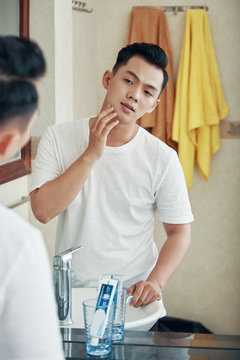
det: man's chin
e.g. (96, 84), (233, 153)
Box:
(117, 113), (137, 125)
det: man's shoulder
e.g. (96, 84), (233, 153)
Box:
(48, 117), (90, 134)
(139, 126), (176, 156)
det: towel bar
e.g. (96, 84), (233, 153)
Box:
(7, 196), (29, 209)
(133, 6), (208, 13)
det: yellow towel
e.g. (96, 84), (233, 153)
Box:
(127, 8), (177, 150)
(172, 10), (229, 189)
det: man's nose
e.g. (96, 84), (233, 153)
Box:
(127, 88), (140, 103)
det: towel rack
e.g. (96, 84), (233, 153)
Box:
(72, 0), (93, 13)
(133, 6), (208, 14)
(7, 196), (29, 209)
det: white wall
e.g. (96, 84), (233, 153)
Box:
(0, 177), (29, 221)
(29, 0), (73, 263)
(72, 3), (98, 119)
(30, 0), (73, 135)
(0, 0), (19, 36)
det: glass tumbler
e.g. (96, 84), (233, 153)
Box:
(83, 298), (114, 358)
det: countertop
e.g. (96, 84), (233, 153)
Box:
(61, 328), (240, 359)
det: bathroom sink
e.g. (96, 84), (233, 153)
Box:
(61, 287), (166, 331)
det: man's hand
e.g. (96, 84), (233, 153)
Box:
(85, 105), (118, 161)
(127, 280), (162, 308)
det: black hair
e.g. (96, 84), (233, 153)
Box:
(0, 36), (46, 79)
(112, 43), (168, 96)
(0, 80), (38, 132)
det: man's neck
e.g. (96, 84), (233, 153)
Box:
(106, 123), (138, 147)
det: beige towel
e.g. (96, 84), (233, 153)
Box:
(127, 8), (176, 149)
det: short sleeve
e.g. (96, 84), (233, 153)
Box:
(30, 127), (61, 192)
(155, 151), (194, 224)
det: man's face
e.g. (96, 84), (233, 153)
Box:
(102, 56), (163, 125)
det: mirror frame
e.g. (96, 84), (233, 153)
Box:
(0, 0), (31, 185)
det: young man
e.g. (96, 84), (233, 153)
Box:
(30, 43), (194, 308)
(0, 36), (64, 359)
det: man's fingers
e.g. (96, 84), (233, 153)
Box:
(138, 291), (158, 307)
(96, 111), (118, 135)
(90, 105), (115, 132)
(101, 119), (119, 137)
(128, 282), (145, 307)
(132, 290), (158, 307)
(128, 280), (162, 307)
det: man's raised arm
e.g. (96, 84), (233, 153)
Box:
(30, 106), (118, 223)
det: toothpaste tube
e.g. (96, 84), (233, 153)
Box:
(102, 274), (123, 323)
(90, 277), (118, 341)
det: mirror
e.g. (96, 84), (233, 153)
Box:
(0, 0), (31, 185)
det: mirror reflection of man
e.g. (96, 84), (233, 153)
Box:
(0, 36), (64, 359)
(30, 43), (194, 307)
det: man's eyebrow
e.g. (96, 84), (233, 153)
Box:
(126, 70), (158, 92)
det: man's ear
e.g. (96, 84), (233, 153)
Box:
(146, 99), (160, 114)
(0, 131), (19, 156)
(102, 70), (113, 90)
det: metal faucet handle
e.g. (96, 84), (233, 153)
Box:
(53, 246), (83, 267)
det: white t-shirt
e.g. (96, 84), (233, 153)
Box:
(31, 117), (194, 287)
(0, 204), (64, 360)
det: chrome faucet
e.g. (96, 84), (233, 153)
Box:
(53, 246), (83, 326)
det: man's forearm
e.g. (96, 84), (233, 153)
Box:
(30, 152), (97, 223)
(127, 223), (191, 307)
(147, 223), (191, 290)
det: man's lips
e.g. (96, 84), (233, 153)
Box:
(120, 102), (135, 112)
